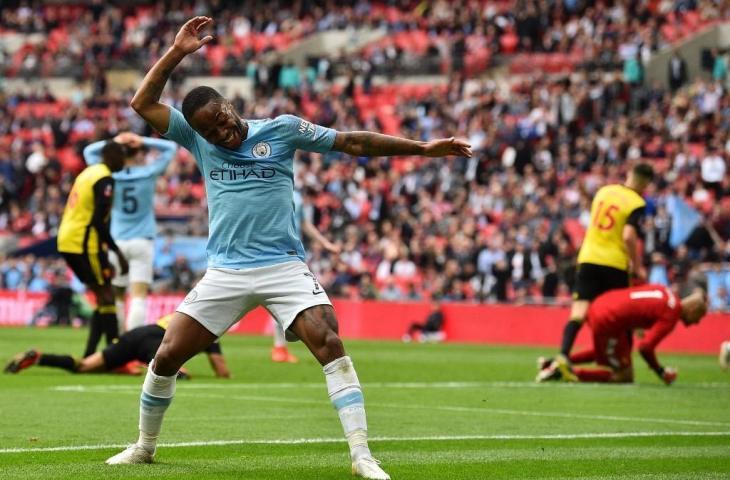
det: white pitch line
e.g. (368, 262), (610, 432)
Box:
(384, 404), (730, 429)
(1, 431), (729, 454)
(51, 387), (730, 429)
(172, 392), (730, 429)
(50, 381), (505, 392)
(49, 380), (730, 392)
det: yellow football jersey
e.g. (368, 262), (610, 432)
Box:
(577, 184), (646, 271)
(156, 313), (174, 330)
(57, 164), (113, 254)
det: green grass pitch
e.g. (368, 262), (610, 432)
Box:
(1, 326), (729, 479)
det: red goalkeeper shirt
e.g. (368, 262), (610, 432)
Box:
(587, 285), (682, 371)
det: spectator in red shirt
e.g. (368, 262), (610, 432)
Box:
(538, 285), (708, 385)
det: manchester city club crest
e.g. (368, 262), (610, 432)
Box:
(252, 141), (271, 158)
(183, 289), (198, 304)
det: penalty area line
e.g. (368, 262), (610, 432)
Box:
(1, 431), (729, 454)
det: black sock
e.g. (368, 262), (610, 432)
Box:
(84, 311), (103, 357)
(38, 354), (78, 372)
(100, 312), (119, 346)
(560, 320), (583, 357)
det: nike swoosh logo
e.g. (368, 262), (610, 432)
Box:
(313, 290), (324, 295)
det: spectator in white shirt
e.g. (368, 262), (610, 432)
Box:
(701, 145), (726, 198)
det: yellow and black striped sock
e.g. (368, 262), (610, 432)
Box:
(99, 304), (119, 345)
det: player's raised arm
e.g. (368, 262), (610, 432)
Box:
(142, 137), (178, 176)
(332, 132), (472, 158)
(82, 140), (107, 165)
(130, 16), (214, 133)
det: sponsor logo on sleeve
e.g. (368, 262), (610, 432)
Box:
(298, 120), (316, 137)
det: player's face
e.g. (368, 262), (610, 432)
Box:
(190, 101), (246, 150)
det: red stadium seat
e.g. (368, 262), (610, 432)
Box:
(500, 31), (519, 54)
(563, 219), (586, 249)
(206, 45), (227, 76)
(57, 147), (84, 173)
(661, 24), (679, 43)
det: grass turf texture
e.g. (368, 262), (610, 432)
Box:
(0, 327), (729, 479)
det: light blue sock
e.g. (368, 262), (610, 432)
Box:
(137, 361), (176, 453)
(324, 356), (371, 461)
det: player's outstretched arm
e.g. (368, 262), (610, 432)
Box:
(332, 132), (472, 158)
(130, 16), (213, 133)
(302, 220), (341, 254)
(639, 320), (677, 384)
(207, 353), (231, 378)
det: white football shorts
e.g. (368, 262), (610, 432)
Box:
(108, 238), (154, 287)
(176, 260), (332, 339)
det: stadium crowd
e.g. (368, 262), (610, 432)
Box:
(1, 1), (730, 308)
(1, 0), (719, 79)
(2, 69), (730, 307)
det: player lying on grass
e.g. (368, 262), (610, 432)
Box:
(537, 284), (708, 384)
(4, 313), (230, 379)
(105, 16), (471, 480)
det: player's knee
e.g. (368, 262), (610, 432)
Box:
(153, 343), (184, 376)
(323, 329), (344, 354)
(96, 286), (115, 306)
(612, 368), (634, 383)
(318, 305), (339, 334)
(130, 282), (149, 297)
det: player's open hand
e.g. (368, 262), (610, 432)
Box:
(422, 137), (472, 158)
(174, 16), (214, 55)
(322, 240), (342, 256)
(631, 266), (648, 286)
(114, 132), (143, 149)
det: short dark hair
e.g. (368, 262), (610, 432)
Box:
(101, 141), (126, 164)
(182, 86), (224, 123)
(632, 163), (654, 181)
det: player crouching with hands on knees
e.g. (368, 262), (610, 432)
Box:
(538, 284), (708, 385)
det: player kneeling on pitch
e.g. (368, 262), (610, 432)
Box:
(537, 284), (708, 385)
(4, 313), (230, 379)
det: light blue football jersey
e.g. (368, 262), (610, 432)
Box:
(293, 189), (305, 238)
(83, 137), (177, 240)
(164, 107), (336, 269)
